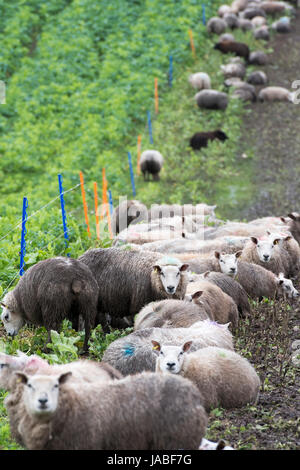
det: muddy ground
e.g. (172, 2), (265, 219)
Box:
(236, 10), (300, 220)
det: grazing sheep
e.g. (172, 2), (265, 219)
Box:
(261, 1), (287, 14)
(78, 248), (189, 329)
(207, 17), (227, 35)
(247, 70), (268, 85)
(200, 271), (251, 317)
(134, 299), (209, 331)
(195, 90), (228, 110)
(253, 26), (270, 40)
(154, 342), (260, 412)
(251, 16), (267, 27)
(242, 7), (266, 19)
(258, 86), (294, 102)
(140, 150), (164, 181)
(185, 280), (239, 327)
(224, 13), (240, 29)
(189, 130), (228, 150)
(224, 77), (244, 88)
(221, 62), (246, 79)
(102, 320), (234, 375)
(0, 258), (98, 352)
(218, 5), (233, 16)
(272, 17), (291, 33)
(282, 213), (300, 245)
(9, 371), (208, 450)
(188, 72), (211, 90)
(219, 33), (236, 42)
(111, 199), (148, 235)
(238, 19), (254, 31)
(266, 231), (300, 279)
(248, 51), (268, 65)
(214, 40), (250, 60)
(232, 82), (257, 102)
(231, 0), (249, 13)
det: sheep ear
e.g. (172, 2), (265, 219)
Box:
(235, 251), (242, 258)
(216, 440), (226, 450)
(203, 271), (210, 278)
(58, 372), (72, 385)
(288, 213), (300, 221)
(0, 301), (7, 308)
(251, 237), (258, 245)
(273, 238), (280, 246)
(153, 265), (162, 273)
(151, 340), (161, 353)
(266, 230), (271, 235)
(191, 291), (203, 300)
(284, 235), (292, 241)
(180, 264), (189, 272)
(280, 217), (286, 223)
(182, 341), (193, 353)
(15, 372), (28, 384)
(215, 251), (220, 259)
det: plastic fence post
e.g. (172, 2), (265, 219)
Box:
(202, 4), (206, 25)
(79, 171), (91, 238)
(188, 29), (196, 58)
(108, 190), (113, 215)
(128, 151), (136, 197)
(58, 174), (70, 257)
(19, 197), (28, 276)
(147, 110), (153, 144)
(94, 182), (100, 240)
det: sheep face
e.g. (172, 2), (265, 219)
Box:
(276, 274), (300, 299)
(152, 340), (192, 374)
(215, 251), (241, 276)
(15, 372), (72, 418)
(251, 237), (280, 263)
(153, 264), (188, 295)
(1, 302), (24, 337)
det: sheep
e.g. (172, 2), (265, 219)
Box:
(251, 16), (267, 27)
(199, 438), (235, 450)
(224, 77), (244, 88)
(247, 70), (268, 85)
(207, 17), (227, 35)
(231, 0), (249, 13)
(186, 250), (242, 276)
(240, 236), (288, 275)
(111, 198), (148, 235)
(195, 90), (228, 110)
(224, 13), (240, 29)
(276, 273), (300, 299)
(134, 299), (209, 331)
(258, 86), (294, 102)
(266, 231), (300, 279)
(272, 17), (291, 33)
(188, 72), (211, 90)
(253, 25), (270, 40)
(238, 18), (254, 31)
(185, 280), (239, 328)
(219, 33), (236, 42)
(242, 7), (266, 19)
(199, 271), (251, 317)
(261, 1), (288, 14)
(218, 5), (233, 16)
(221, 62), (246, 79)
(78, 248), (189, 329)
(282, 213), (300, 245)
(189, 130), (228, 150)
(140, 150), (164, 181)
(214, 40), (250, 60)
(154, 342), (260, 412)
(9, 371), (208, 450)
(0, 257), (98, 352)
(231, 82), (257, 102)
(102, 320), (234, 375)
(248, 51), (268, 65)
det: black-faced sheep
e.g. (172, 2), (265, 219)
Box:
(188, 72), (211, 90)
(258, 87), (294, 102)
(140, 150), (164, 181)
(102, 320), (234, 375)
(195, 90), (229, 110)
(207, 17), (227, 34)
(247, 70), (268, 85)
(0, 257), (98, 352)
(154, 342), (260, 412)
(9, 371), (208, 450)
(78, 248), (189, 329)
(189, 130), (228, 150)
(111, 199), (148, 235)
(214, 40), (250, 60)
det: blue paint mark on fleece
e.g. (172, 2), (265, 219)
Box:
(123, 343), (135, 356)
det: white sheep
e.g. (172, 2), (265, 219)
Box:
(140, 150), (164, 181)
(188, 72), (211, 90)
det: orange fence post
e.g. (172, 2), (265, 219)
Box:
(154, 77), (159, 114)
(188, 29), (196, 59)
(79, 171), (91, 238)
(93, 182), (100, 240)
(137, 135), (142, 175)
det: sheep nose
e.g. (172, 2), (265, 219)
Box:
(167, 286), (175, 293)
(230, 268), (236, 273)
(39, 397), (48, 405)
(263, 255), (269, 261)
(167, 362), (176, 370)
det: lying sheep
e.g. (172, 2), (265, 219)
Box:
(154, 342), (260, 412)
(10, 371), (208, 450)
(248, 51), (268, 65)
(247, 70), (268, 85)
(221, 63), (246, 79)
(214, 40), (250, 60)
(102, 320), (234, 375)
(253, 25), (270, 40)
(189, 130), (228, 150)
(272, 17), (291, 33)
(188, 72), (211, 90)
(140, 150), (164, 181)
(224, 13), (239, 29)
(207, 17), (227, 34)
(134, 299), (209, 331)
(185, 280), (239, 327)
(78, 248), (189, 329)
(111, 199), (148, 235)
(195, 90), (228, 110)
(258, 87), (294, 102)
(240, 236), (288, 275)
(0, 258), (98, 352)
(199, 271), (251, 317)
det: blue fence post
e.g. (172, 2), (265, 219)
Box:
(58, 174), (70, 257)
(127, 152), (136, 197)
(19, 197), (28, 276)
(147, 110), (154, 145)
(202, 4), (206, 25)
(108, 189), (113, 215)
(169, 55), (173, 87)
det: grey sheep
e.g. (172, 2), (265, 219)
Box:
(247, 70), (268, 85)
(272, 17), (291, 33)
(9, 371), (208, 450)
(253, 26), (270, 40)
(231, 82), (257, 102)
(223, 13), (240, 28)
(219, 33), (235, 42)
(248, 51), (268, 65)
(195, 90), (228, 111)
(154, 342), (260, 412)
(207, 17), (227, 34)
(0, 257), (98, 352)
(242, 7), (266, 19)
(111, 199), (148, 235)
(140, 150), (164, 181)
(78, 248), (189, 329)
(238, 18), (254, 31)
(102, 320), (234, 375)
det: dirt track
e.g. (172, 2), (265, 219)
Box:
(237, 10), (300, 220)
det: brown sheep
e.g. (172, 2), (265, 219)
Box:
(0, 257), (98, 352)
(189, 130), (228, 150)
(214, 40), (250, 60)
